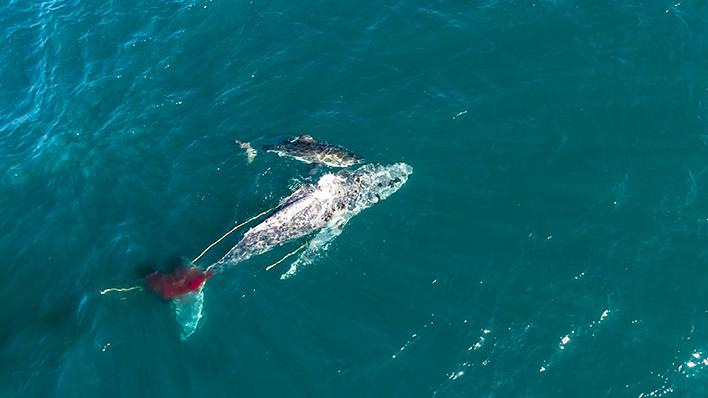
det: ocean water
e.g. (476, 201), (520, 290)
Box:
(3, 0), (708, 396)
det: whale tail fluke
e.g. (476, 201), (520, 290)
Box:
(172, 287), (205, 340)
(145, 266), (212, 339)
(235, 139), (257, 163)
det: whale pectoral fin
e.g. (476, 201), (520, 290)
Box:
(308, 163), (320, 176)
(280, 221), (347, 279)
(172, 287), (205, 340)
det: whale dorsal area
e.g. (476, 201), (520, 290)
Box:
(295, 135), (316, 143)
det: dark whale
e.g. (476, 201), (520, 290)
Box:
(263, 135), (362, 167)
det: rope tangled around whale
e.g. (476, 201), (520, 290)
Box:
(101, 206), (274, 296)
(195, 207), (274, 265)
(265, 243), (307, 271)
(100, 286), (143, 295)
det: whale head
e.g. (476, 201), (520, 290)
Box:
(340, 163), (412, 210)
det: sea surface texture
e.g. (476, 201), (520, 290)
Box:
(2, 1), (708, 397)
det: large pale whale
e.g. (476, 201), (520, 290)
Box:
(211, 162), (412, 271)
(170, 163), (412, 339)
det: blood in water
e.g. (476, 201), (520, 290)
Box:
(146, 266), (213, 299)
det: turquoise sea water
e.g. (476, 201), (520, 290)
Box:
(3, 1), (708, 396)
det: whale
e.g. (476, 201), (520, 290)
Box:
(263, 135), (363, 168)
(167, 162), (412, 339)
(211, 162), (412, 271)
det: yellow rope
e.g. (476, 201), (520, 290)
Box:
(192, 207), (274, 264)
(265, 243), (307, 271)
(101, 207), (273, 296)
(100, 286), (143, 295)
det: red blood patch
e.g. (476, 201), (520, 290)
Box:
(146, 266), (213, 299)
